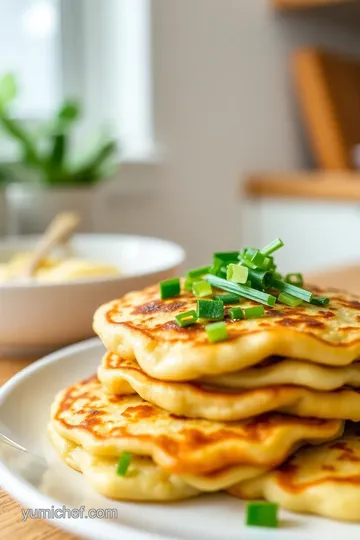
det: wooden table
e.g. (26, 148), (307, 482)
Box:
(1, 265), (360, 539)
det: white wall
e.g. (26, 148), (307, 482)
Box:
(103, 0), (360, 268)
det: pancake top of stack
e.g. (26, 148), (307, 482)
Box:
(94, 284), (360, 381)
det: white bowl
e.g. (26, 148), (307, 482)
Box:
(0, 234), (185, 356)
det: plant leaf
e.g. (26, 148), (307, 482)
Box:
(0, 73), (17, 112)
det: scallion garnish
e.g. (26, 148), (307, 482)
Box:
(205, 321), (228, 343)
(192, 281), (213, 297)
(228, 307), (244, 320)
(246, 501), (278, 528)
(187, 266), (211, 279)
(272, 278), (313, 303)
(116, 452), (132, 476)
(214, 293), (241, 304)
(260, 238), (284, 256)
(247, 268), (274, 289)
(226, 264), (248, 284)
(205, 274), (276, 306)
(243, 305), (265, 319)
(160, 278), (180, 299)
(278, 292), (302, 307)
(285, 273), (303, 287)
(175, 310), (198, 327)
(197, 299), (224, 320)
(311, 296), (330, 306)
(238, 255), (257, 270)
(213, 251), (240, 262)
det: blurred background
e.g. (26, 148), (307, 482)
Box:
(1, 0), (360, 272)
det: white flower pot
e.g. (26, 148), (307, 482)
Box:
(0, 189), (6, 236)
(5, 184), (98, 235)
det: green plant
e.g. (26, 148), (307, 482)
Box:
(0, 73), (118, 187)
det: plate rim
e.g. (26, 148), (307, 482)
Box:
(0, 337), (176, 540)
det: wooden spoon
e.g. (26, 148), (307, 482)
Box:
(22, 212), (81, 279)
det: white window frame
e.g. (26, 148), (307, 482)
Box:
(60, 0), (154, 161)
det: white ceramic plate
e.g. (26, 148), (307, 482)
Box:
(0, 234), (184, 355)
(0, 339), (358, 540)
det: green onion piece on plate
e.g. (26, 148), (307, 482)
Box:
(311, 296), (330, 306)
(243, 305), (265, 319)
(260, 237), (284, 256)
(285, 273), (304, 287)
(228, 307), (244, 320)
(272, 278), (313, 303)
(246, 501), (279, 528)
(160, 278), (180, 299)
(278, 292), (302, 307)
(204, 274), (276, 307)
(226, 264), (248, 284)
(186, 266), (211, 279)
(214, 293), (241, 304)
(192, 281), (213, 297)
(197, 299), (224, 321)
(175, 310), (198, 327)
(205, 321), (228, 343)
(116, 452), (132, 476)
(184, 277), (195, 292)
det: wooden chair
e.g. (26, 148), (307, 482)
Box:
(292, 48), (360, 169)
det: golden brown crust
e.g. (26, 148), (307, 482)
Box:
(93, 284), (360, 380)
(51, 376), (343, 475)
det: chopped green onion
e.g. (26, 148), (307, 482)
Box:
(214, 293), (241, 304)
(187, 266), (211, 279)
(247, 268), (274, 289)
(311, 296), (330, 306)
(228, 307), (244, 320)
(258, 256), (272, 270)
(204, 274), (276, 307)
(260, 238), (284, 256)
(226, 264), (248, 284)
(175, 310), (198, 327)
(246, 501), (278, 528)
(243, 305), (265, 319)
(272, 278), (313, 303)
(160, 278), (180, 299)
(192, 281), (213, 297)
(213, 251), (239, 262)
(184, 277), (195, 291)
(278, 292), (303, 307)
(116, 452), (132, 476)
(238, 255), (257, 270)
(285, 273), (304, 287)
(273, 272), (282, 280)
(197, 299), (224, 321)
(209, 257), (226, 278)
(205, 321), (228, 343)
(250, 250), (267, 268)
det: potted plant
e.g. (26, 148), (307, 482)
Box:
(0, 73), (118, 234)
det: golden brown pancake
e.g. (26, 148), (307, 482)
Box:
(50, 375), (343, 493)
(202, 357), (360, 391)
(93, 283), (360, 381)
(228, 432), (360, 522)
(48, 423), (200, 501)
(98, 353), (360, 422)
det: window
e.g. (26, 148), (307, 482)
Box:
(0, 0), (60, 117)
(0, 0), (153, 158)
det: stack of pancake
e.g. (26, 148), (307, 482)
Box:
(49, 282), (360, 522)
